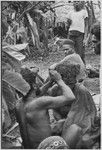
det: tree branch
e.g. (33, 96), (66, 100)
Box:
(17, 2), (41, 22)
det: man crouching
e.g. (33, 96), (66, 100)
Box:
(15, 67), (75, 149)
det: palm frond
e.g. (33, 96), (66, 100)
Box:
(2, 70), (30, 96)
(3, 47), (25, 61)
(26, 12), (41, 50)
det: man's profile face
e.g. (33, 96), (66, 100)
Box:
(63, 45), (74, 56)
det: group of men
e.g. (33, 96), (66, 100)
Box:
(15, 2), (100, 149)
(15, 42), (100, 149)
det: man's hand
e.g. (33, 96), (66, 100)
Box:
(30, 67), (39, 75)
(49, 70), (62, 82)
(49, 63), (57, 70)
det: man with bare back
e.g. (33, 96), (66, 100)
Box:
(15, 67), (75, 149)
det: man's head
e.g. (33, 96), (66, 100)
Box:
(64, 48), (75, 56)
(73, 1), (85, 11)
(20, 66), (40, 99)
(38, 136), (69, 149)
(20, 66), (39, 88)
(62, 39), (75, 56)
(55, 63), (80, 88)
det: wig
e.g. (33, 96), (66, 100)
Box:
(55, 63), (80, 88)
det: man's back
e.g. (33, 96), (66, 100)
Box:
(16, 70), (75, 149)
(16, 98), (52, 149)
(25, 99), (52, 149)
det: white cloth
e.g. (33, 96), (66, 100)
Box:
(68, 9), (88, 33)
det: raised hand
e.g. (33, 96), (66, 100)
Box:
(49, 63), (57, 70)
(49, 70), (62, 82)
(30, 66), (39, 75)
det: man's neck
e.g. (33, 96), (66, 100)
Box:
(23, 85), (37, 102)
(29, 85), (37, 98)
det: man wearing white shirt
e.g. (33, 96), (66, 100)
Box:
(67, 1), (88, 63)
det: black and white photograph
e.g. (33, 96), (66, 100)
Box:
(1, 0), (101, 149)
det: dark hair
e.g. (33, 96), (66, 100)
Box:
(55, 63), (80, 88)
(20, 67), (40, 101)
(65, 49), (75, 56)
(20, 67), (36, 86)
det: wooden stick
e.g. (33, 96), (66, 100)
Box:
(2, 134), (17, 139)
(5, 122), (19, 135)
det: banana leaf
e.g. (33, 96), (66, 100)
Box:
(33, 10), (48, 50)
(2, 43), (27, 72)
(26, 12), (40, 50)
(2, 51), (22, 73)
(2, 81), (17, 110)
(2, 70), (30, 96)
(3, 48), (25, 61)
(30, 27), (35, 45)
(2, 96), (11, 130)
(3, 43), (28, 52)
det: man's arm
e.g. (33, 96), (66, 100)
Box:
(26, 70), (75, 111)
(39, 79), (53, 96)
(47, 84), (60, 96)
(15, 102), (30, 148)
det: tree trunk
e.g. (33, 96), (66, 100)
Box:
(86, 1), (96, 33)
(26, 12), (41, 50)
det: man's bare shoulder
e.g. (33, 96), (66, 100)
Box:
(24, 96), (49, 111)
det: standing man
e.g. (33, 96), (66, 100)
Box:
(67, 1), (88, 63)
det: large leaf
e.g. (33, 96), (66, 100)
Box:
(30, 9), (48, 50)
(26, 12), (41, 50)
(16, 26), (28, 43)
(3, 47), (25, 61)
(2, 96), (11, 130)
(30, 27), (35, 46)
(2, 81), (17, 110)
(2, 70), (30, 96)
(2, 43), (26, 72)
(3, 43), (28, 52)
(2, 51), (22, 73)
(2, 61), (13, 73)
